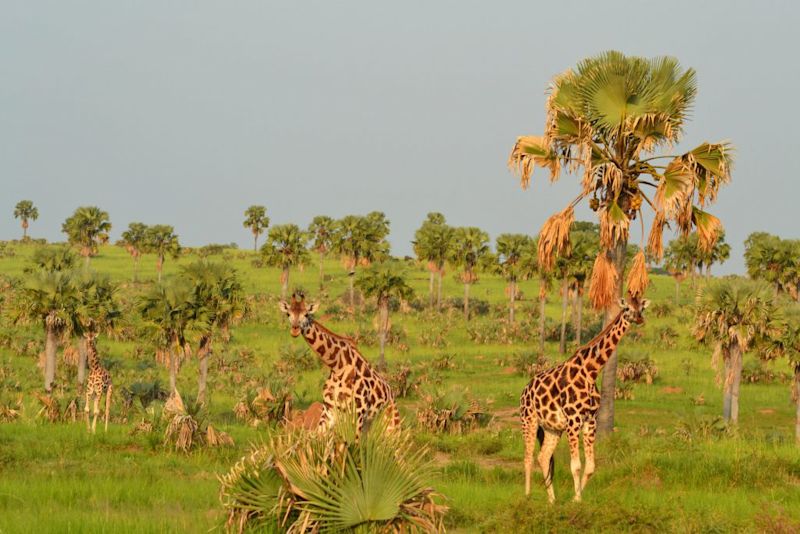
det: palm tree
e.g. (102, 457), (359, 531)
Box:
(664, 235), (695, 304)
(13, 200), (38, 240)
(119, 222), (148, 282)
(144, 225), (181, 282)
(745, 232), (800, 299)
(693, 280), (780, 424)
(699, 232), (731, 277)
(448, 227), (489, 320)
(74, 272), (119, 389)
(564, 227), (599, 348)
(11, 270), (79, 391)
(333, 214), (391, 309)
(413, 213), (454, 310)
(355, 262), (414, 369)
(139, 279), (195, 395)
(493, 234), (534, 323)
(27, 246), (77, 273)
(307, 215), (335, 288)
(509, 51), (733, 434)
(262, 224), (309, 299)
(62, 206), (112, 268)
(243, 206), (270, 251)
(182, 260), (244, 404)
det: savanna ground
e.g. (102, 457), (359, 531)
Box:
(0, 244), (798, 533)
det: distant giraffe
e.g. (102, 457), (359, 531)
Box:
(279, 293), (400, 432)
(520, 296), (649, 502)
(84, 333), (112, 433)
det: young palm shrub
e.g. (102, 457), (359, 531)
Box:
(416, 387), (492, 435)
(234, 379), (294, 426)
(163, 390), (233, 452)
(219, 409), (446, 533)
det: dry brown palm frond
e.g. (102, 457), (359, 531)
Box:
(165, 414), (199, 452)
(599, 203), (629, 250)
(62, 345), (79, 367)
(647, 210), (667, 261)
(626, 250), (649, 299)
(537, 206), (574, 271)
(588, 252), (618, 310)
(165, 390), (187, 416)
(63, 398), (78, 422)
(507, 136), (560, 188)
(35, 393), (61, 423)
(206, 424), (235, 448)
(692, 208), (723, 252)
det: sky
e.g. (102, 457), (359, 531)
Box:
(2, 1), (799, 274)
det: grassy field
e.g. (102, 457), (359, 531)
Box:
(0, 243), (799, 533)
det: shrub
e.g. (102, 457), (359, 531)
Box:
(163, 391), (233, 453)
(233, 378), (294, 426)
(419, 321), (451, 349)
(513, 352), (553, 378)
(416, 387), (493, 435)
(617, 356), (659, 384)
(649, 301), (673, 318)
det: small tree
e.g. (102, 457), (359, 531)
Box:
(144, 225), (181, 282)
(307, 215), (335, 288)
(413, 213), (454, 310)
(448, 227), (490, 320)
(119, 222), (149, 282)
(493, 234), (534, 323)
(62, 206), (112, 268)
(355, 262), (413, 369)
(13, 200), (38, 240)
(262, 224), (309, 299)
(243, 206), (270, 252)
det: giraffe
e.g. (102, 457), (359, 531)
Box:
(520, 295), (649, 503)
(84, 332), (113, 433)
(278, 293), (400, 433)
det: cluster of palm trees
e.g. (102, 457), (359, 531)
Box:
(664, 232), (731, 303)
(744, 232), (800, 300)
(11, 245), (242, 404)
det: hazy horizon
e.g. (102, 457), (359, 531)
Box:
(3, 2), (799, 273)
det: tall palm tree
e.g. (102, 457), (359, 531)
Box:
(562, 227), (599, 348)
(262, 224), (309, 299)
(243, 206), (270, 252)
(355, 262), (414, 369)
(413, 213), (453, 310)
(144, 225), (181, 282)
(493, 234), (534, 323)
(62, 206), (112, 268)
(333, 214), (391, 309)
(182, 260), (244, 403)
(139, 279), (195, 395)
(11, 270), (79, 391)
(664, 235), (695, 304)
(448, 227), (489, 320)
(693, 280), (780, 424)
(13, 200), (38, 240)
(74, 272), (119, 389)
(119, 222), (149, 282)
(307, 215), (335, 289)
(509, 51), (733, 434)
(699, 232), (731, 277)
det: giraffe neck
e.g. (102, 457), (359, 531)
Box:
(86, 336), (101, 372)
(571, 310), (631, 380)
(301, 320), (349, 369)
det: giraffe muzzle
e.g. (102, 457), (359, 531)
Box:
(290, 326), (302, 337)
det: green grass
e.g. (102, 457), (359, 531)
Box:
(0, 243), (799, 533)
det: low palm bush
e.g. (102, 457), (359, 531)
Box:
(416, 387), (492, 435)
(164, 391), (233, 452)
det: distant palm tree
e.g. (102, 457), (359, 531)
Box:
(13, 200), (38, 240)
(27, 246), (77, 273)
(561, 227), (598, 349)
(493, 233), (534, 323)
(664, 235), (695, 304)
(144, 225), (181, 282)
(62, 206), (112, 268)
(120, 222), (149, 282)
(243, 205), (270, 251)
(74, 272), (119, 389)
(744, 232), (800, 299)
(139, 279), (195, 395)
(11, 270), (79, 391)
(262, 224), (309, 299)
(693, 280), (780, 424)
(448, 227), (490, 320)
(413, 213), (453, 310)
(332, 214), (391, 309)
(307, 215), (335, 288)
(355, 262), (414, 369)
(182, 260), (244, 403)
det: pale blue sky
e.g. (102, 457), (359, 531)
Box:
(2, 1), (798, 273)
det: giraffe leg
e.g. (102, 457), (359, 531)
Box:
(92, 395), (100, 433)
(104, 385), (112, 432)
(538, 429), (561, 504)
(580, 417), (597, 491)
(316, 404), (334, 434)
(84, 390), (92, 432)
(566, 419), (583, 502)
(521, 416), (538, 496)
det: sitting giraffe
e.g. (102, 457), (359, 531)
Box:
(520, 296), (649, 502)
(84, 333), (113, 433)
(279, 293), (400, 432)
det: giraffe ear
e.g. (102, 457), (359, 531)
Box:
(618, 298), (628, 310)
(307, 302), (319, 314)
(640, 299), (650, 310)
(278, 301), (290, 314)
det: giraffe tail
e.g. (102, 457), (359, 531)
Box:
(537, 426), (554, 484)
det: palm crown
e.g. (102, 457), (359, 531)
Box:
(62, 206), (112, 261)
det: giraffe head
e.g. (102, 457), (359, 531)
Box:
(618, 295), (650, 325)
(278, 292), (319, 337)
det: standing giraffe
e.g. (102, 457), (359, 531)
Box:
(84, 333), (113, 433)
(278, 293), (400, 432)
(520, 296), (649, 502)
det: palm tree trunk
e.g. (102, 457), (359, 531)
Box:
(729, 342), (743, 424)
(722, 352), (732, 421)
(253, 231), (258, 252)
(575, 290), (583, 346)
(84, 254), (91, 270)
(281, 268), (290, 299)
(22, 220), (28, 240)
(794, 368), (800, 445)
(318, 252), (325, 289)
(44, 327), (57, 392)
(168, 343), (178, 395)
(77, 337), (88, 389)
(428, 270), (435, 309)
(538, 283), (546, 357)
(197, 336), (211, 405)
(509, 278), (516, 323)
(675, 278), (680, 306)
(597, 240), (627, 436)
(157, 255), (164, 283)
(463, 282), (470, 320)
(378, 298), (388, 370)
(559, 277), (569, 354)
(349, 272), (356, 310)
(133, 254), (140, 283)
(437, 270), (443, 311)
